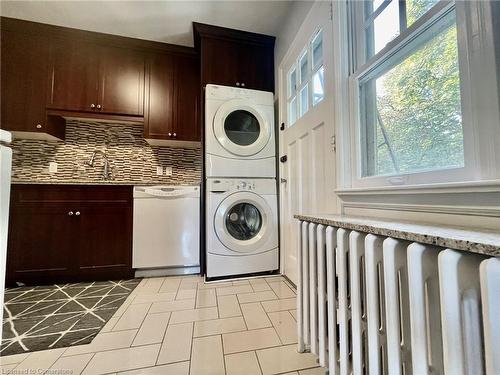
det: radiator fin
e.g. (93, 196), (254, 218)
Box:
(297, 220), (495, 375)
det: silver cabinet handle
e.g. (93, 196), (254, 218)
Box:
(241, 83), (245, 87)
(90, 104), (95, 109)
(36, 124), (42, 129)
(236, 82), (240, 86)
(173, 133), (177, 137)
(75, 211), (80, 216)
(96, 104), (102, 110)
(168, 132), (172, 137)
(68, 211), (74, 216)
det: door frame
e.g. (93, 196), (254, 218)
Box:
(277, 0), (338, 281)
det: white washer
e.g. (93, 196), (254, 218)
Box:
(206, 178), (278, 279)
(205, 84), (276, 178)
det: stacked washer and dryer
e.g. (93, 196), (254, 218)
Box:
(205, 84), (279, 279)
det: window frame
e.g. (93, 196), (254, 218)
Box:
(286, 27), (325, 127)
(348, 0), (482, 188)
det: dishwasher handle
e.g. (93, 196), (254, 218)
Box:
(142, 187), (199, 199)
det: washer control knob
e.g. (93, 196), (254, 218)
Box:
(239, 181), (247, 189)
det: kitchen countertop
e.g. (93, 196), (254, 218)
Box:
(295, 213), (500, 257)
(11, 179), (199, 186)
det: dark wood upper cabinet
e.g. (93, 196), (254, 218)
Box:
(238, 43), (274, 92)
(200, 38), (240, 88)
(98, 46), (145, 116)
(144, 52), (176, 139)
(194, 22), (275, 92)
(47, 38), (100, 113)
(174, 55), (201, 142)
(144, 51), (201, 146)
(1, 29), (48, 132)
(48, 40), (145, 117)
(0, 26), (65, 139)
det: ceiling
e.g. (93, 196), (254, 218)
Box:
(0, 0), (297, 47)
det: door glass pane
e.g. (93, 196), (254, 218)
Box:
(224, 110), (260, 146)
(225, 203), (262, 241)
(289, 96), (297, 126)
(300, 84), (309, 117)
(360, 16), (463, 177)
(366, 0), (386, 16)
(312, 30), (323, 68)
(312, 66), (325, 106)
(406, 0), (439, 26)
(299, 51), (308, 84)
(288, 67), (297, 98)
(366, 0), (400, 57)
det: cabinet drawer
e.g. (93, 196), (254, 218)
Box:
(11, 184), (132, 206)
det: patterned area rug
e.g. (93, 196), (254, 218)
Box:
(1, 279), (140, 356)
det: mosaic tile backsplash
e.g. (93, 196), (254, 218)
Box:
(11, 120), (201, 185)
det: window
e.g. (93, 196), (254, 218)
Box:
(360, 12), (462, 177)
(287, 28), (325, 126)
(346, 0), (498, 187)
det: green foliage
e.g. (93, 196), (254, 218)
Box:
(373, 3), (464, 176)
(406, 0), (438, 25)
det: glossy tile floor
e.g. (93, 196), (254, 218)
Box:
(0, 275), (325, 375)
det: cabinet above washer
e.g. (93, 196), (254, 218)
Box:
(193, 22), (275, 93)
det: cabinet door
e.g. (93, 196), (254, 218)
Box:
(144, 52), (176, 138)
(76, 204), (133, 280)
(174, 56), (201, 142)
(98, 46), (145, 116)
(7, 205), (73, 284)
(238, 43), (274, 92)
(1, 30), (49, 132)
(47, 38), (99, 112)
(201, 38), (240, 87)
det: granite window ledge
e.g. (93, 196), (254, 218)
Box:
(294, 214), (500, 257)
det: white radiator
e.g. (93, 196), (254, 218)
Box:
(297, 220), (499, 375)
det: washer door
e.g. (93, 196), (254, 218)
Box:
(214, 192), (273, 254)
(213, 99), (271, 157)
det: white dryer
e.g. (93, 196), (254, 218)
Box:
(206, 178), (278, 279)
(205, 84), (276, 178)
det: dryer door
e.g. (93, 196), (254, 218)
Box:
(214, 192), (273, 254)
(213, 99), (271, 156)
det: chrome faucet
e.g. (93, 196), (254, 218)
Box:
(86, 150), (111, 180)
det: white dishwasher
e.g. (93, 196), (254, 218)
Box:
(133, 185), (200, 276)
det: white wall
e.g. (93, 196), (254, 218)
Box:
(492, 1), (500, 109)
(274, 1), (314, 95)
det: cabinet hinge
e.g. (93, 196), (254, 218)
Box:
(329, 2), (333, 21)
(331, 135), (336, 152)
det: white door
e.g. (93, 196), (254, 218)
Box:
(278, 1), (338, 285)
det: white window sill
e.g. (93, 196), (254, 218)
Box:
(335, 179), (500, 217)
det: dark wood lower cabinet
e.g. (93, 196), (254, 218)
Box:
(76, 204), (133, 279)
(6, 184), (134, 286)
(7, 205), (73, 281)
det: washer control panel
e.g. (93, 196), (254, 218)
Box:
(208, 178), (275, 195)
